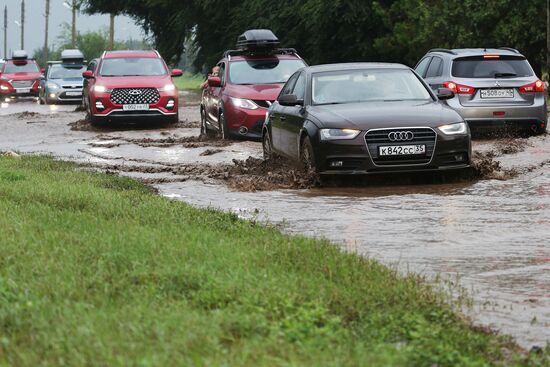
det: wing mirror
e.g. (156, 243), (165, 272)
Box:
(278, 94), (303, 106)
(207, 76), (222, 87)
(82, 70), (94, 79)
(437, 88), (455, 100)
(171, 68), (183, 77)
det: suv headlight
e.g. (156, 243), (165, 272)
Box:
(158, 84), (176, 92)
(320, 128), (361, 141)
(94, 85), (111, 93)
(438, 122), (467, 135)
(46, 82), (60, 90)
(230, 97), (258, 110)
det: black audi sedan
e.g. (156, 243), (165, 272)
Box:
(262, 63), (471, 174)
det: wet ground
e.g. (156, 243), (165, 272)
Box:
(0, 93), (549, 349)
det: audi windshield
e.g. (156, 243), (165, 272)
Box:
(99, 58), (167, 77)
(229, 59), (306, 85)
(312, 69), (433, 105)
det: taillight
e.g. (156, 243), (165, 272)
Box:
(442, 81), (476, 95)
(519, 80), (545, 93)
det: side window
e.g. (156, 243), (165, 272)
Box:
(426, 57), (443, 78)
(87, 61), (96, 73)
(218, 62), (226, 86)
(292, 73), (306, 100)
(414, 57), (431, 78)
(279, 73), (299, 99)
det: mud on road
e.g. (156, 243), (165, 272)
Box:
(1, 93), (550, 349)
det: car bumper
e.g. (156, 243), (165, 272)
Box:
(90, 92), (178, 121)
(45, 88), (83, 104)
(445, 97), (548, 130)
(224, 103), (267, 139)
(314, 133), (471, 175)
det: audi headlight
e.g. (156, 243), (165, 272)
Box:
(320, 128), (361, 141)
(158, 84), (176, 92)
(94, 85), (111, 93)
(438, 122), (467, 135)
(230, 97), (258, 110)
(46, 82), (60, 90)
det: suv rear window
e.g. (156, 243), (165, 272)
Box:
(451, 56), (533, 78)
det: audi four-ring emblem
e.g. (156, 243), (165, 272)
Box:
(388, 131), (414, 141)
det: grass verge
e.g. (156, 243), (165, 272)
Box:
(0, 156), (547, 366)
(175, 73), (205, 91)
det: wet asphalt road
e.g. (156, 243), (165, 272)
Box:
(0, 94), (549, 349)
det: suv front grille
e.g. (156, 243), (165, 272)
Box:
(110, 88), (160, 105)
(11, 80), (34, 88)
(365, 128), (437, 166)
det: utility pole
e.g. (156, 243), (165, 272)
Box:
(3, 6), (7, 59)
(44, 0), (50, 62)
(71, 0), (77, 48)
(547, 0), (549, 80)
(20, 0), (24, 50)
(109, 13), (115, 50)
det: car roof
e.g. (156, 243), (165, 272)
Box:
(102, 50), (160, 59)
(304, 62), (410, 73)
(226, 53), (301, 62)
(428, 48), (523, 57)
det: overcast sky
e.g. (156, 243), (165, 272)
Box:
(0, 0), (144, 58)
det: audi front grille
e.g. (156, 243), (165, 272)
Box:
(365, 128), (437, 166)
(110, 88), (160, 105)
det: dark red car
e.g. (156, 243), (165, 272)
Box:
(82, 50), (183, 125)
(0, 51), (42, 99)
(201, 30), (307, 140)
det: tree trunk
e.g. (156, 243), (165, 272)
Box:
(20, 0), (24, 50)
(44, 0), (50, 62)
(547, 0), (549, 79)
(72, 0), (77, 48)
(109, 13), (115, 51)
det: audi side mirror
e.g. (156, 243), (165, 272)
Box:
(278, 94), (303, 107)
(437, 88), (455, 100)
(82, 70), (94, 79)
(207, 76), (221, 87)
(171, 69), (183, 77)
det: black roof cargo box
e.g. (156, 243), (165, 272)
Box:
(236, 29), (280, 51)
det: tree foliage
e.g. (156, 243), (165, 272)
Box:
(80, 0), (546, 74)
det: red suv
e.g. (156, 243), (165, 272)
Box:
(82, 50), (183, 125)
(201, 30), (306, 140)
(0, 51), (42, 99)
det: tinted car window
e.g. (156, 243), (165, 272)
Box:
(280, 73), (299, 97)
(4, 62), (39, 73)
(99, 58), (167, 77)
(312, 69), (432, 105)
(426, 57), (443, 78)
(229, 59), (306, 85)
(414, 57), (431, 77)
(218, 62), (226, 85)
(451, 56), (533, 78)
(292, 73), (306, 100)
(48, 65), (86, 79)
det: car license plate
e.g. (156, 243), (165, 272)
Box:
(480, 89), (514, 99)
(123, 104), (149, 111)
(16, 88), (30, 94)
(66, 91), (82, 97)
(379, 145), (426, 156)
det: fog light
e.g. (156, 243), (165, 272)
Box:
(330, 160), (344, 168)
(49, 93), (56, 99)
(95, 100), (105, 111)
(166, 99), (175, 110)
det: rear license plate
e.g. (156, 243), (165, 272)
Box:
(66, 91), (82, 97)
(379, 145), (426, 156)
(16, 88), (30, 94)
(123, 104), (149, 111)
(480, 89), (514, 99)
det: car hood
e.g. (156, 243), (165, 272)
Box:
(2, 72), (42, 81)
(225, 83), (283, 101)
(96, 75), (173, 89)
(49, 77), (84, 85)
(308, 100), (462, 130)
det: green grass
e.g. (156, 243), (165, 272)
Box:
(0, 156), (547, 366)
(175, 73), (205, 91)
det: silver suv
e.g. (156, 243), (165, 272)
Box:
(415, 48), (547, 134)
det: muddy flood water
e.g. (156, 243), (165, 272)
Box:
(0, 93), (549, 349)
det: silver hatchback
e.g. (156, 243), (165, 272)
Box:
(415, 48), (547, 134)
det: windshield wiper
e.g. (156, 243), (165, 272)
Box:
(494, 72), (517, 78)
